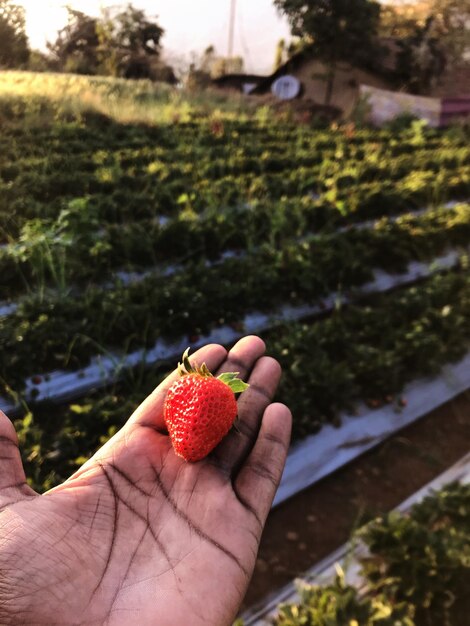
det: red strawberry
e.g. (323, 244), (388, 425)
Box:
(164, 349), (249, 462)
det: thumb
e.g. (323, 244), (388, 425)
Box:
(0, 411), (37, 511)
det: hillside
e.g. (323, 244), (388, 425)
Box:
(0, 70), (257, 126)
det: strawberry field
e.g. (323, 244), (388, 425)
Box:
(1, 71), (470, 625)
(0, 72), (470, 494)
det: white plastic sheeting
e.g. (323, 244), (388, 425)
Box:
(243, 451), (470, 625)
(0, 248), (463, 415)
(1, 200), (465, 319)
(273, 351), (470, 507)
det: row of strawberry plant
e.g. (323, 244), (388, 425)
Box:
(4, 140), (467, 189)
(269, 269), (470, 440)
(1, 203), (469, 387)
(243, 481), (470, 626)
(2, 144), (469, 240)
(2, 114), (463, 166)
(2, 203), (469, 387)
(2, 113), (468, 237)
(1, 188), (466, 302)
(12, 268), (470, 492)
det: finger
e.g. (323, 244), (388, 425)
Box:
(62, 343), (229, 483)
(81, 338), (263, 475)
(70, 337), (264, 481)
(233, 403), (292, 526)
(0, 410), (37, 509)
(128, 342), (228, 432)
(211, 356), (281, 475)
(216, 335), (266, 381)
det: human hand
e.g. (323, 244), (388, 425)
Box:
(0, 336), (291, 626)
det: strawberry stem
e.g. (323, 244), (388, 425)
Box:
(177, 347), (213, 377)
(177, 348), (249, 394)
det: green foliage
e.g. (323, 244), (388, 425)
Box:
(384, 113), (420, 134)
(48, 8), (101, 75)
(378, 3), (426, 39)
(244, 483), (469, 626)
(274, 573), (414, 625)
(1, 204), (470, 389)
(0, 71), (253, 126)
(360, 482), (470, 624)
(0, 0), (29, 68)
(97, 4), (165, 80)
(1, 72), (469, 508)
(6, 198), (106, 299)
(271, 270), (470, 438)
(273, 0), (381, 62)
(273, 0), (382, 103)
(48, 3), (166, 80)
(430, 0), (470, 67)
(12, 270), (470, 490)
(395, 17), (446, 94)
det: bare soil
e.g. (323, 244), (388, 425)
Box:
(243, 389), (470, 609)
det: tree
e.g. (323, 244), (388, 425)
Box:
(0, 0), (29, 68)
(48, 8), (101, 75)
(379, 3), (428, 39)
(379, 0), (470, 67)
(430, 0), (470, 66)
(48, 3), (166, 80)
(188, 45), (244, 88)
(99, 3), (164, 79)
(200, 45), (217, 74)
(395, 16), (446, 94)
(274, 0), (381, 104)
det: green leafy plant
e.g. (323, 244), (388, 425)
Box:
(274, 572), (414, 625)
(239, 483), (469, 626)
(360, 482), (470, 625)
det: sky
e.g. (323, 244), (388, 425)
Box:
(18, 1), (292, 75)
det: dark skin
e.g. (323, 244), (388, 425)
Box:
(0, 336), (292, 625)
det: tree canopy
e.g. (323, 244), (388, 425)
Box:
(395, 16), (446, 94)
(274, 0), (381, 64)
(273, 0), (381, 103)
(0, 0), (29, 68)
(48, 8), (100, 75)
(377, 0), (465, 93)
(380, 0), (470, 66)
(430, 0), (470, 66)
(48, 3), (167, 80)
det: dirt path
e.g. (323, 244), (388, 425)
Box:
(243, 389), (470, 609)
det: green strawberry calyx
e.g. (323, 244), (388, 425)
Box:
(177, 348), (250, 394)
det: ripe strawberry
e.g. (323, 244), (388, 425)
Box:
(164, 349), (249, 462)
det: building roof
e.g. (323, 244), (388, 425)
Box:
(213, 40), (399, 95)
(212, 73), (268, 87)
(212, 37), (469, 98)
(251, 47), (315, 94)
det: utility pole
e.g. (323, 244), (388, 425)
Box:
(228, 0), (236, 59)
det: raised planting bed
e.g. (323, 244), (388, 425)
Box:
(1, 203), (469, 389)
(241, 389), (470, 610)
(273, 351), (470, 506)
(241, 452), (470, 626)
(9, 269), (470, 496)
(0, 243), (465, 410)
(0, 198), (465, 315)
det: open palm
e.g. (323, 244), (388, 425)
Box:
(0, 337), (291, 626)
